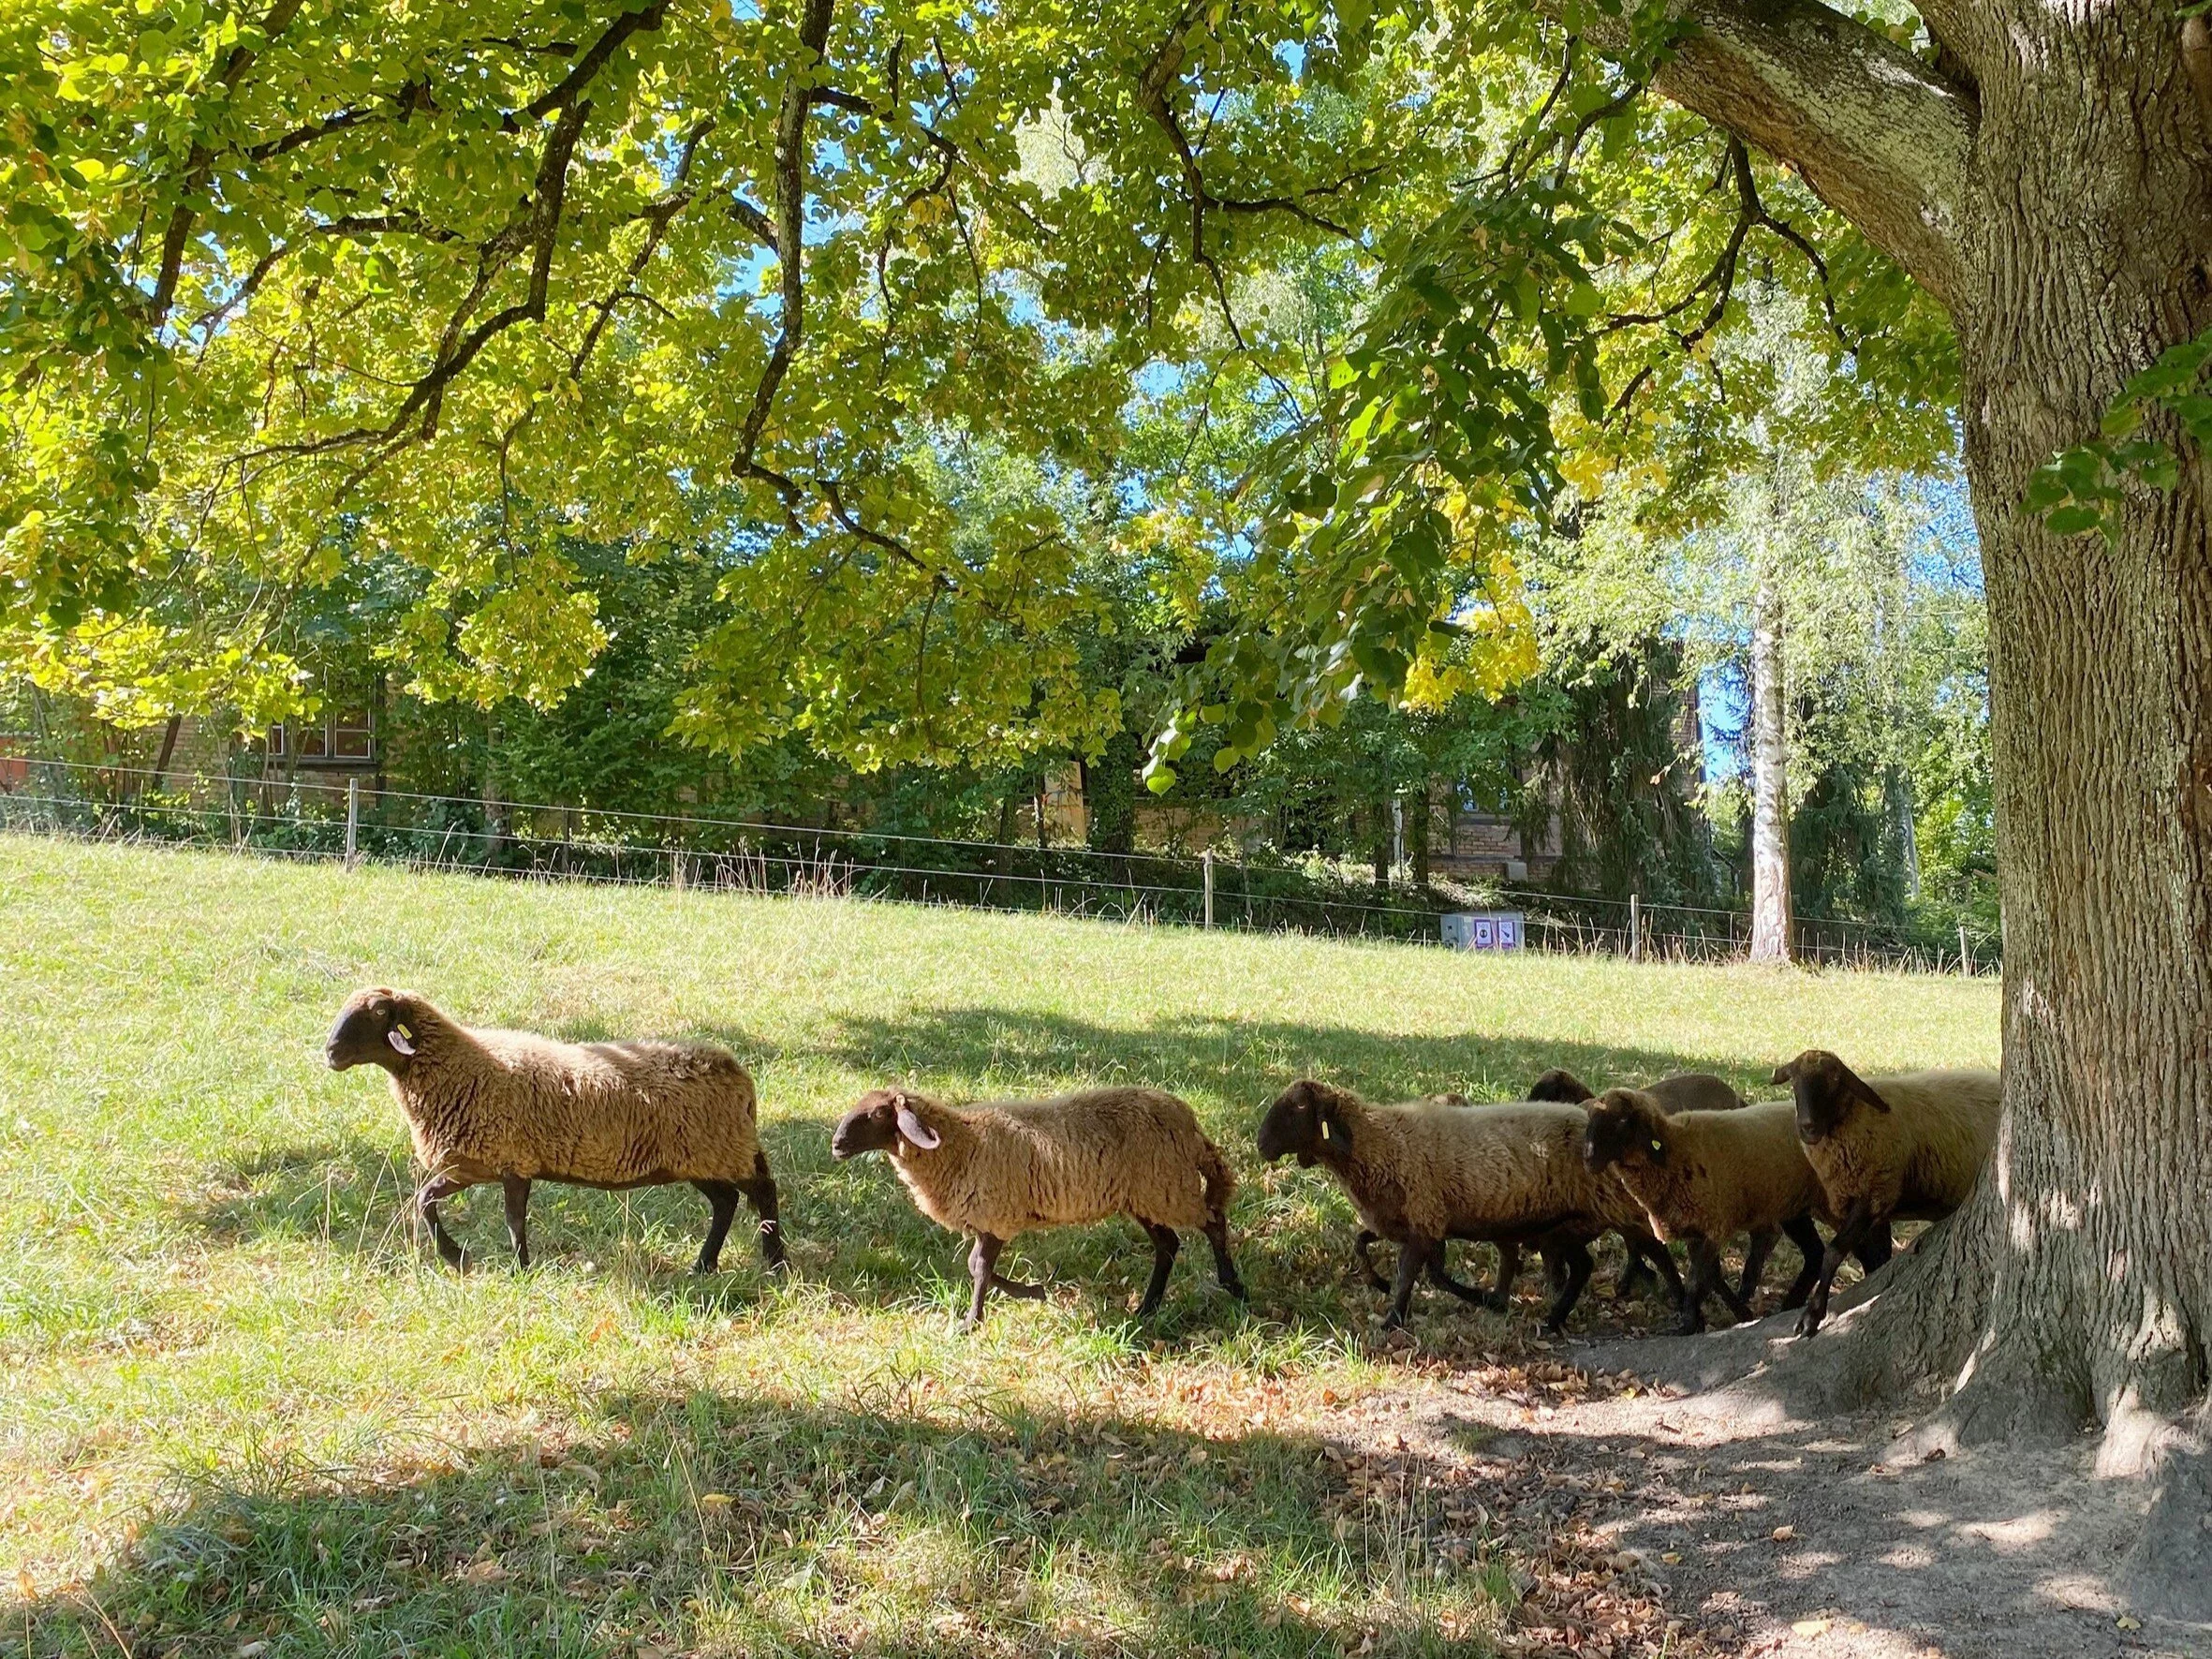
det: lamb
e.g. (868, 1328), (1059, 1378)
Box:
(1770, 1049), (2002, 1336)
(829, 1085), (1244, 1327)
(1529, 1068), (1749, 1113)
(1582, 1089), (1832, 1333)
(1257, 1080), (1681, 1332)
(324, 986), (784, 1274)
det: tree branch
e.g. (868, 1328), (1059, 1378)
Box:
(1571, 0), (1977, 309)
(732, 0), (838, 478)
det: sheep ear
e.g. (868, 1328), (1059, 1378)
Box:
(1769, 1061), (1793, 1086)
(1846, 1070), (1891, 1113)
(894, 1102), (939, 1150)
(388, 1023), (417, 1057)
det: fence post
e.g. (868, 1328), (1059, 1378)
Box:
(1202, 850), (1215, 930)
(1958, 925), (1971, 977)
(345, 777), (360, 869)
(1629, 893), (1642, 962)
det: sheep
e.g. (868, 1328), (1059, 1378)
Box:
(1770, 1049), (2002, 1336)
(324, 986), (784, 1275)
(1582, 1089), (1833, 1333)
(1525, 1067), (1749, 1300)
(1257, 1080), (1681, 1332)
(829, 1085), (1244, 1327)
(1529, 1067), (1749, 1114)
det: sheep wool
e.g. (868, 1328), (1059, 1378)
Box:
(325, 986), (782, 1274)
(832, 1085), (1244, 1326)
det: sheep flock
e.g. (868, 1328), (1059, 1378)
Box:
(328, 986), (1997, 1341)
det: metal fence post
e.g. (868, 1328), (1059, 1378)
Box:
(1202, 850), (1215, 930)
(345, 777), (360, 869)
(1629, 893), (1642, 962)
(1958, 925), (1971, 977)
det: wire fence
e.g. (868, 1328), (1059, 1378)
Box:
(0, 756), (1999, 973)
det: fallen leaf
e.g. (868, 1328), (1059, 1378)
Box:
(461, 1560), (509, 1585)
(1771, 1525), (1796, 1543)
(698, 1492), (732, 1511)
(1791, 1618), (1831, 1637)
(2117, 1615), (2142, 1631)
(237, 1645), (269, 1658)
(1660, 1552), (1681, 1565)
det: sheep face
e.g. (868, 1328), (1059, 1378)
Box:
(1772, 1049), (1889, 1145)
(1583, 1089), (1668, 1173)
(326, 988), (423, 1074)
(832, 1089), (940, 1159)
(1528, 1068), (1596, 1104)
(1256, 1079), (1351, 1168)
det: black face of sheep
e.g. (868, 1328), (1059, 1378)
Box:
(1256, 1080), (1351, 1168)
(1772, 1049), (1890, 1144)
(1582, 1089), (1667, 1172)
(1528, 1068), (1596, 1104)
(831, 1089), (941, 1159)
(326, 987), (421, 1074)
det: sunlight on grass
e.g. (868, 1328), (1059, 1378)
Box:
(0, 838), (1998, 1656)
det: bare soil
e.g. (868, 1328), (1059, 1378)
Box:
(1333, 1263), (2212, 1659)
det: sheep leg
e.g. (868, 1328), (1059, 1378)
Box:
(692, 1180), (741, 1275)
(1203, 1217), (1247, 1302)
(502, 1176), (532, 1268)
(1777, 1214), (1826, 1309)
(1733, 1226), (1778, 1310)
(1625, 1231), (1684, 1303)
(1136, 1222), (1180, 1318)
(1352, 1229), (1393, 1293)
(1425, 1251), (1496, 1311)
(1541, 1237), (1594, 1335)
(1704, 1237), (1759, 1325)
(1383, 1236), (1433, 1331)
(1483, 1241), (1521, 1311)
(1675, 1239), (1716, 1335)
(738, 1152), (788, 1272)
(1615, 1238), (1654, 1300)
(965, 1233), (1008, 1329)
(1853, 1222), (1895, 1273)
(1796, 1197), (1878, 1338)
(418, 1174), (470, 1270)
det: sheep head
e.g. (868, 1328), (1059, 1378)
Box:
(1772, 1049), (1889, 1145)
(832, 1088), (941, 1159)
(1256, 1079), (1355, 1167)
(1583, 1088), (1668, 1173)
(326, 987), (429, 1074)
(1528, 1067), (1596, 1104)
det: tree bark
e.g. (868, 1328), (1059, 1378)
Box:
(1748, 574), (1792, 963)
(1635, 0), (2212, 1615)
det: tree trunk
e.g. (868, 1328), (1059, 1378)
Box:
(1750, 27), (2212, 1618)
(1747, 575), (1792, 962)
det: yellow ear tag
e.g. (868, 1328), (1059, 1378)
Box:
(1320, 1119), (1333, 1141)
(1650, 1138), (1664, 1152)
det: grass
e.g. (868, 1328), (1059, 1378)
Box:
(0, 837), (1999, 1658)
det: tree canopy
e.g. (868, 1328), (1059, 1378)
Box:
(2, 0), (1956, 777)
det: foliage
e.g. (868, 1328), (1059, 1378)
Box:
(0, 0), (1963, 790)
(2022, 324), (2212, 541)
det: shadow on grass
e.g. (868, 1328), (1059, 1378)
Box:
(795, 1006), (1767, 1114)
(7, 1386), (1506, 1659)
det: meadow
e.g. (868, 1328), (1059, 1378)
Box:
(0, 838), (1999, 1658)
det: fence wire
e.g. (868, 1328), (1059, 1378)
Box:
(0, 757), (1998, 972)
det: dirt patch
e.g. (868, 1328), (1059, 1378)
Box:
(1335, 1325), (2210, 1659)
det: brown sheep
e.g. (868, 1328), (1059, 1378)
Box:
(1770, 1050), (2002, 1336)
(1583, 1089), (1831, 1332)
(325, 987), (783, 1274)
(1529, 1068), (1750, 1113)
(830, 1085), (1244, 1327)
(1256, 1081), (1681, 1332)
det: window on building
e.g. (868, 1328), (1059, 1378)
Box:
(266, 700), (375, 764)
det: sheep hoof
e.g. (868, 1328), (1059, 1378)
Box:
(1793, 1309), (1823, 1339)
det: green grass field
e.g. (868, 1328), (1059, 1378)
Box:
(0, 838), (1999, 1658)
